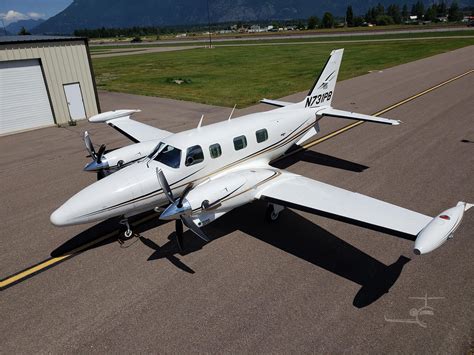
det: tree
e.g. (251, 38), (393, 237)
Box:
(437, 1), (447, 17)
(402, 4), (409, 21)
(387, 4), (402, 24)
(376, 2), (385, 16)
(424, 5), (437, 21)
(411, 0), (425, 19)
(448, 1), (462, 21)
(346, 5), (354, 26)
(353, 16), (365, 26)
(376, 14), (394, 25)
(307, 16), (318, 29)
(18, 26), (31, 35)
(321, 12), (335, 28)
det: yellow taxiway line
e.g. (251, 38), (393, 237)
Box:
(1, 69), (472, 290)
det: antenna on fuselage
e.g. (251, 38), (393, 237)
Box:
(228, 104), (237, 121)
(197, 114), (204, 129)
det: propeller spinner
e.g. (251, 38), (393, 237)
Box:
(83, 131), (109, 180)
(156, 168), (210, 251)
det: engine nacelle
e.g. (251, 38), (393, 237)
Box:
(84, 140), (157, 172)
(184, 169), (278, 224)
(414, 202), (472, 255)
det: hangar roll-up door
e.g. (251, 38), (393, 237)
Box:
(0, 59), (54, 135)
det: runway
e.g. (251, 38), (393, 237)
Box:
(0, 46), (473, 353)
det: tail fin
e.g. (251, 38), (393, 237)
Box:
(303, 48), (344, 108)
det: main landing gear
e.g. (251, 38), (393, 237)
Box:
(265, 203), (285, 222)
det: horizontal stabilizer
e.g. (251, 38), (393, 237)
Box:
(260, 98), (293, 107)
(318, 107), (401, 125)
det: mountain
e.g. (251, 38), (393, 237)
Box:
(32, 0), (436, 35)
(6, 19), (45, 35)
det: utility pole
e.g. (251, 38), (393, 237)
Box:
(206, 0), (212, 48)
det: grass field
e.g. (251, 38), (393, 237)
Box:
(92, 37), (474, 107)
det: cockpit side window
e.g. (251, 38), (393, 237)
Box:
(185, 145), (204, 166)
(153, 144), (181, 168)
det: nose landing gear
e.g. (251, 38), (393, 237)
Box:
(119, 218), (134, 239)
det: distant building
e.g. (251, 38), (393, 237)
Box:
(0, 36), (99, 135)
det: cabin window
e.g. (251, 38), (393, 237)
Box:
(185, 145), (204, 166)
(152, 144), (181, 169)
(233, 135), (247, 151)
(209, 143), (222, 159)
(256, 129), (268, 143)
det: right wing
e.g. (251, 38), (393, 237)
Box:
(257, 172), (432, 236)
(89, 109), (171, 143)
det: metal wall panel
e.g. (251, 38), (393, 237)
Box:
(0, 59), (54, 134)
(0, 40), (99, 128)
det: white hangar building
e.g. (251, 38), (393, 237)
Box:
(0, 36), (100, 135)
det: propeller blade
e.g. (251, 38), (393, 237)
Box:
(156, 168), (174, 204)
(180, 215), (210, 242)
(83, 131), (96, 159)
(178, 183), (193, 208)
(175, 219), (184, 251)
(96, 144), (106, 164)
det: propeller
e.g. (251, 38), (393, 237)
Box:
(156, 168), (210, 251)
(83, 131), (109, 180)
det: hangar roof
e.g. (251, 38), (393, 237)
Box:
(0, 35), (87, 45)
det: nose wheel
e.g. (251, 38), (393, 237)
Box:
(119, 218), (134, 239)
(265, 203), (285, 222)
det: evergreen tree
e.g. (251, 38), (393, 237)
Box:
(448, 1), (462, 21)
(411, 0), (425, 19)
(437, 1), (447, 17)
(387, 4), (402, 24)
(307, 16), (318, 29)
(424, 5), (437, 21)
(346, 5), (354, 26)
(321, 12), (335, 28)
(402, 4), (409, 21)
(18, 26), (31, 35)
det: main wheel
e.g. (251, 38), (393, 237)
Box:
(265, 204), (280, 223)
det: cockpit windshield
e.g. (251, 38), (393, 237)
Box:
(149, 143), (181, 168)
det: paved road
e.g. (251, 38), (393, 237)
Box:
(91, 26), (474, 47)
(0, 46), (473, 353)
(91, 46), (201, 58)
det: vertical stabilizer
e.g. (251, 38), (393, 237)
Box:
(303, 48), (344, 108)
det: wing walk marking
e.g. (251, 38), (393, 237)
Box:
(1, 69), (471, 290)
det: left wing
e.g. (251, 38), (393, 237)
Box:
(257, 172), (431, 236)
(89, 109), (171, 143)
(257, 171), (471, 254)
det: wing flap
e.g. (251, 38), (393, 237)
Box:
(89, 110), (171, 143)
(258, 174), (432, 236)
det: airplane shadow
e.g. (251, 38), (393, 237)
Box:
(137, 201), (411, 308)
(51, 199), (411, 308)
(272, 149), (369, 172)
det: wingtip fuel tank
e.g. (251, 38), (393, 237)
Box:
(414, 202), (472, 255)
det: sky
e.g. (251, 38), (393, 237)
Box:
(0, 0), (72, 25)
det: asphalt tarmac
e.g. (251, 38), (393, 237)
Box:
(0, 46), (473, 353)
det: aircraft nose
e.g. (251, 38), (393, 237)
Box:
(50, 163), (153, 226)
(50, 206), (70, 226)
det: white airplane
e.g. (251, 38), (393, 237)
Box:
(51, 49), (471, 255)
